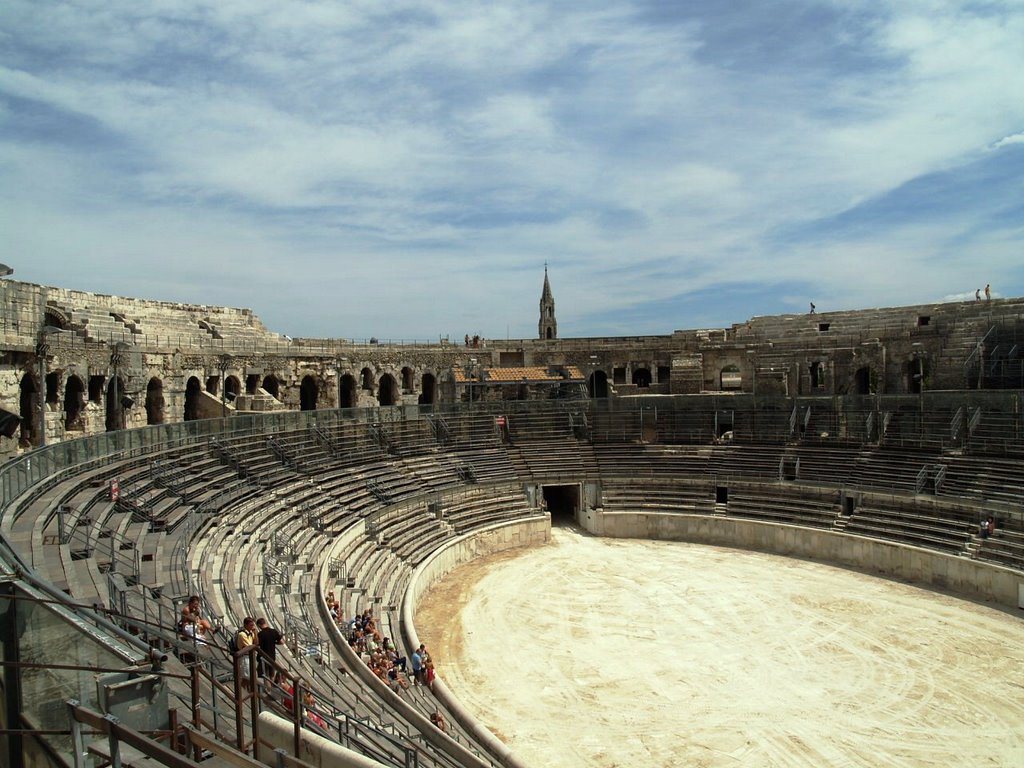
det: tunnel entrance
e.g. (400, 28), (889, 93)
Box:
(542, 484), (580, 524)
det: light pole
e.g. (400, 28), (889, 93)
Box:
(217, 354), (231, 418)
(109, 341), (130, 432)
(35, 336), (50, 448)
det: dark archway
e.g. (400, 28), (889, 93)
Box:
(246, 374), (260, 395)
(105, 376), (127, 431)
(810, 361), (825, 390)
(632, 367), (652, 388)
(401, 367), (414, 392)
(339, 374), (357, 409)
(418, 373), (437, 405)
(262, 375), (280, 399)
(300, 375), (319, 411)
(546, 327), (554, 340)
(64, 375), (86, 431)
(88, 375), (104, 403)
(184, 376), (202, 421)
(378, 373), (398, 406)
(206, 375), (219, 396)
(854, 367), (871, 395)
(588, 370), (609, 398)
(146, 378), (165, 425)
(45, 371), (60, 407)
(225, 375), (240, 404)
(19, 372), (39, 446)
(361, 367), (374, 391)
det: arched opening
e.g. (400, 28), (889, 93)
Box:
(378, 374), (398, 406)
(262, 375), (280, 399)
(105, 376), (127, 431)
(19, 372), (39, 446)
(300, 375), (319, 411)
(206, 375), (219, 396)
(908, 358), (927, 394)
(546, 328), (554, 340)
(418, 373), (437, 405)
(402, 367), (414, 392)
(225, 375), (240, 404)
(854, 367), (871, 395)
(88, 376), (104, 403)
(245, 374), (259, 394)
(64, 375), (86, 431)
(632, 367), (652, 388)
(810, 361), (825, 390)
(339, 374), (357, 409)
(588, 370), (609, 398)
(184, 376), (202, 421)
(720, 365), (741, 391)
(146, 378), (165, 425)
(45, 371), (60, 407)
(361, 367), (374, 391)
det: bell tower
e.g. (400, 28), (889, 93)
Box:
(539, 264), (557, 340)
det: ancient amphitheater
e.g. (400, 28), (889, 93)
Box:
(1, 275), (1023, 767)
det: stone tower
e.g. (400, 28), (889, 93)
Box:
(539, 265), (557, 340)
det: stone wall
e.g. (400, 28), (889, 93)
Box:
(583, 509), (1023, 610)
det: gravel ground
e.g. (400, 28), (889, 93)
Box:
(415, 525), (1024, 767)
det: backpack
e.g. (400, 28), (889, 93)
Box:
(228, 628), (241, 655)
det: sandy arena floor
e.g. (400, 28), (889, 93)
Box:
(415, 526), (1024, 767)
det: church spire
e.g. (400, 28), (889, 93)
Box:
(539, 264), (557, 340)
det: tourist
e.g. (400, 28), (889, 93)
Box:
(985, 284), (992, 300)
(235, 617), (258, 690)
(430, 710), (448, 733)
(180, 595), (214, 639)
(256, 618), (284, 684)
(411, 645), (424, 686)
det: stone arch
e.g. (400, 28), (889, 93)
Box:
(418, 373), (437, 405)
(206, 375), (220, 395)
(546, 327), (554, 340)
(64, 374), (86, 431)
(300, 375), (319, 411)
(377, 373), (398, 406)
(246, 374), (260, 395)
(402, 366), (414, 392)
(146, 377), (165, 425)
(589, 370), (609, 398)
(262, 374), (280, 399)
(720, 364), (741, 391)
(632, 367), (652, 388)
(361, 367), (375, 391)
(105, 375), (127, 431)
(184, 376), (202, 421)
(43, 307), (70, 330)
(19, 372), (39, 446)
(339, 374), (357, 409)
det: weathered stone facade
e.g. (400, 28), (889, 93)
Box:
(3, 276), (1022, 456)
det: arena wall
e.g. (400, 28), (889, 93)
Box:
(583, 509), (1024, 610)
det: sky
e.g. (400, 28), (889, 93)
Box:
(2, 1), (1023, 342)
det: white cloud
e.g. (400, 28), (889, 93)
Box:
(2, 1), (1023, 337)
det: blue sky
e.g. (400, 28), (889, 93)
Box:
(2, 1), (1022, 341)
